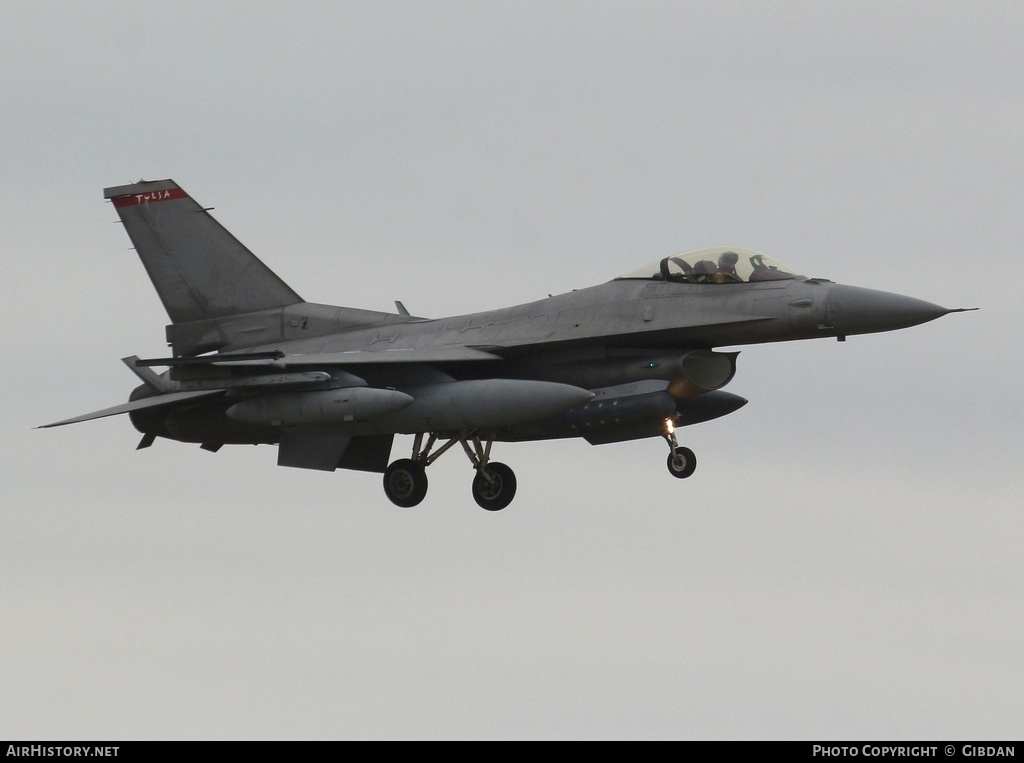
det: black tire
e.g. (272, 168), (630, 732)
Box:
(471, 462), (517, 511)
(383, 459), (428, 508)
(666, 447), (697, 479)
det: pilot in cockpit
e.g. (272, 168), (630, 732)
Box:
(714, 251), (739, 283)
(697, 251), (741, 283)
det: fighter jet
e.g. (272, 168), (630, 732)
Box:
(41, 179), (972, 510)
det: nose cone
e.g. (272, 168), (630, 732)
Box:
(827, 284), (951, 336)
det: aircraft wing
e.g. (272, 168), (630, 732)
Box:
(38, 389), (226, 429)
(233, 346), (504, 365)
(135, 346), (505, 368)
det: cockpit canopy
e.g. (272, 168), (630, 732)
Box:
(617, 246), (802, 285)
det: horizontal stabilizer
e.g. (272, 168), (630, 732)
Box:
(122, 355), (173, 392)
(38, 389), (225, 429)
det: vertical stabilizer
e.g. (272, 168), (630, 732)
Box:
(104, 179), (302, 324)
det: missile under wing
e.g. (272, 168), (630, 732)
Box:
(41, 179), (972, 510)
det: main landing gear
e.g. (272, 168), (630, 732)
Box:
(383, 420), (699, 510)
(663, 419), (697, 479)
(382, 459), (428, 508)
(382, 431), (518, 511)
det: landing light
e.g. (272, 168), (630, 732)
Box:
(664, 418), (675, 435)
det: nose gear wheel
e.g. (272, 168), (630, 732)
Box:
(666, 447), (697, 479)
(663, 420), (697, 479)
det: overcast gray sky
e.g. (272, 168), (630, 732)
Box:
(3, 1), (1022, 740)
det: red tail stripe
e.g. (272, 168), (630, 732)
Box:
(111, 188), (188, 208)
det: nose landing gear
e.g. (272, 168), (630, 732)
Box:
(663, 419), (697, 479)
